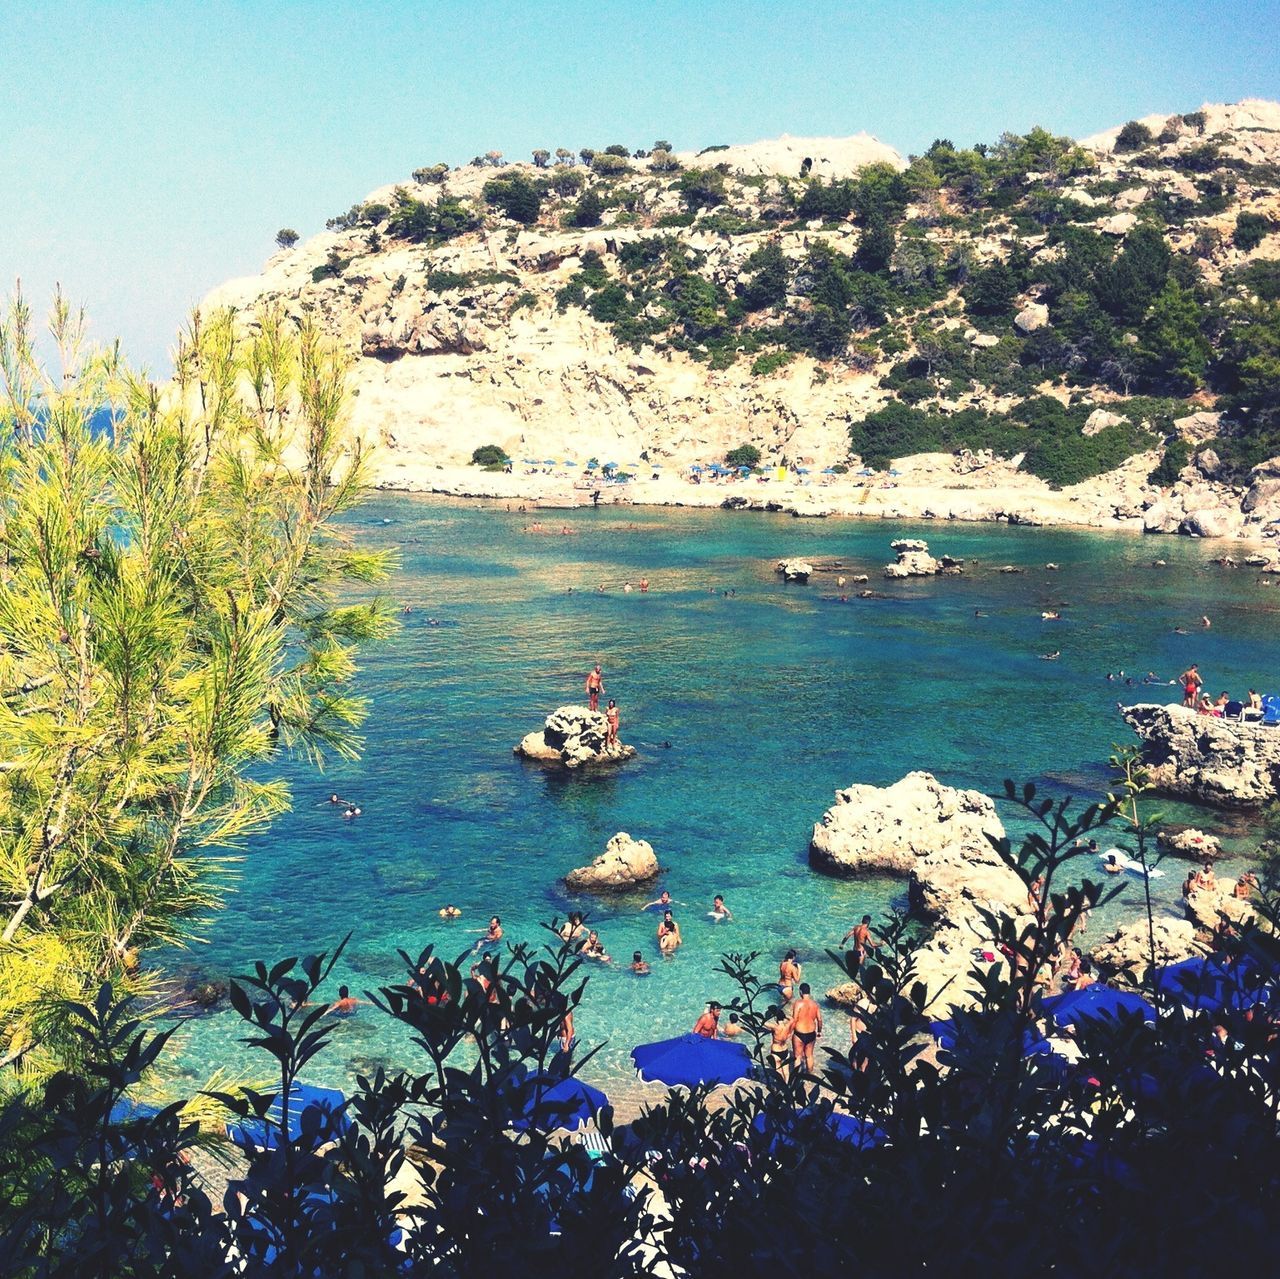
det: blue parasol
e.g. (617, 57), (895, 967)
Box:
(821, 466), (838, 474)
(511, 1075), (610, 1132)
(631, 1033), (753, 1087)
(1042, 986), (1155, 1029)
(795, 466), (810, 474)
(225, 1083), (349, 1153)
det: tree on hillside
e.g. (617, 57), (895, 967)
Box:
(569, 188), (604, 228)
(856, 217), (896, 273)
(483, 173), (544, 225)
(1139, 278), (1211, 391)
(1115, 120), (1155, 152)
(0, 292), (393, 1076)
(554, 148), (573, 166)
(275, 228), (299, 249)
(579, 148), (596, 166)
(677, 167), (726, 210)
(1093, 225), (1170, 324)
(531, 148), (550, 168)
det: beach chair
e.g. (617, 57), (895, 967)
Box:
(1223, 700), (1244, 720)
(1261, 695), (1280, 726)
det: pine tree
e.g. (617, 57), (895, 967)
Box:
(0, 291), (394, 1076)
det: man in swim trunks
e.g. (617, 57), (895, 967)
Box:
(605, 699), (620, 746)
(779, 950), (801, 1004)
(1180, 664), (1202, 708)
(791, 983), (822, 1073)
(692, 1001), (721, 1038)
(840, 916), (881, 963)
(585, 664), (604, 711)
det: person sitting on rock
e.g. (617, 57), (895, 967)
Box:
(1197, 695), (1217, 716)
(1233, 872), (1258, 900)
(1214, 691), (1231, 715)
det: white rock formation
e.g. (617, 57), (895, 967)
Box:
(883, 538), (943, 578)
(515, 705), (636, 769)
(775, 558), (814, 581)
(565, 832), (659, 891)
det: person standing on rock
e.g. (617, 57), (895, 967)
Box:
(1180, 663), (1203, 708)
(585, 664), (604, 712)
(605, 698), (620, 746)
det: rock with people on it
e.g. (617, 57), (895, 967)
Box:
(883, 537), (942, 578)
(1121, 703), (1280, 806)
(1159, 827), (1224, 860)
(565, 831), (659, 891)
(809, 771), (1028, 1013)
(514, 704), (636, 769)
(1089, 916), (1207, 989)
(775, 558), (813, 581)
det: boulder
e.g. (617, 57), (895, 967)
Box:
(1120, 703), (1280, 807)
(809, 772), (1026, 1014)
(1180, 507), (1243, 539)
(825, 980), (870, 1011)
(883, 538), (941, 578)
(1143, 499), (1184, 533)
(1099, 211), (1138, 236)
(1159, 828), (1223, 860)
(1172, 410), (1224, 443)
(969, 333), (1000, 348)
(1083, 408), (1128, 437)
(515, 705), (637, 769)
(1014, 302), (1049, 334)
(565, 831), (659, 891)
(776, 558), (813, 582)
(1090, 917), (1206, 988)
(1185, 882), (1258, 933)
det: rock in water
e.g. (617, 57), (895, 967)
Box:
(883, 537), (942, 578)
(775, 558), (813, 581)
(808, 771), (1028, 1012)
(1121, 703), (1280, 807)
(565, 832), (659, 891)
(514, 704), (637, 769)
(1090, 917), (1207, 988)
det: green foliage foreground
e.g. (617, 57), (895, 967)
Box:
(2, 775), (1278, 1275)
(0, 293), (394, 1079)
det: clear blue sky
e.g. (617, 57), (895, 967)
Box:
(3, 0), (1277, 369)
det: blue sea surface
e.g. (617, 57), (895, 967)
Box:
(159, 497), (1279, 1104)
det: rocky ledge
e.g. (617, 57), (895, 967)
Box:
(565, 832), (659, 891)
(1121, 703), (1280, 807)
(809, 771), (1029, 1012)
(882, 538), (963, 579)
(514, 705), (636, 770)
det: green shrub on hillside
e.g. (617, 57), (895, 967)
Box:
(483, 173), (544, 224)
(725, 443), (763, 466)
(1115, 120), (1155, 152)
(470, 444), (508, 466)
(749, 351), (793, 378)
(386, 192), (479, 244)
(1235, 211), (1274, 252)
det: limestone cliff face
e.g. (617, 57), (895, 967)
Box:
(202, 105), (1280, 509)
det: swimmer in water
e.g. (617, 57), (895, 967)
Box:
(320, 793), (355, 807)
(710, 894), (733, 921)
(642, 889), (682, 912)
(630, 951), (650, 975)
(343, 806), (362, 819)
(1040, 651), (1060, 660)
(438, 905), (462, 919)
(657, 911), (682, 956)
(471, 916), (503, 953)
(330, 985), (360, 1015)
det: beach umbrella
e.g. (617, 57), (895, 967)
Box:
(631, 1033), (753, 1087)
(1042, 986), (1155, 1029)
(543, 458), (557, 466)
(689, 464), (703, 472)
(821, 466), (838, 474)
(930, 1018), (1056, 1059)
(586, 460), (598, 470)
(226, 1083), (349, 1153)
(523, 457), (539, 465)
(859, 468), (875, 476)
(511, 1075), (610, 1132)
(795, 466), (810, 474)
(1153, 957), (1232, 1010)
(602, 461), (618, 470)
(751, 1106), (886, 1152)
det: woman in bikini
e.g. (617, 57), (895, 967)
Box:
(779, 950), (801, 1004)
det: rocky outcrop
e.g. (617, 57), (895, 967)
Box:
(1185, 882), (1259, 933)
(883, 538), (942, 578)
(514, 705), (636, 769)
(776, 558), (813, 581)
(809, 772), (1028, 1013)
(1014, 302), (1049, 334)
(1121, 703), (1280, 806)
(1159, 828), (1223, 860)
(1090, 917), (1207, 988)
(565, 832), (659, 891)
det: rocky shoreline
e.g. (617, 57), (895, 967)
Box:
(373, 460), (1280, 547)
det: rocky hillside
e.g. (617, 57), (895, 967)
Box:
(205, 103), (1280, 530)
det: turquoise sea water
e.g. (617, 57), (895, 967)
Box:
(160, 497), (1279, 1105)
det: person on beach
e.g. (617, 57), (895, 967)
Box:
(630, 951), (650, 974)
(1180, 664), (1203, 707)
(658, 910), (682, 955)
(330, 985), (360, 1015)
(605, 699), (620, 746)
(779, 950), (801, 1003)
(585, 664), (604, 711)
(840, 916), (881, 963)
(765, 1006), (794, 1079)
(711, 894), (733, 921)
(639, 577), (649, 592)
(791, 983), (823, 1073)
(692, 1001), (722, 1038)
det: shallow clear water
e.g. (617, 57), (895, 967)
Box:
(159, 497), (1279, 1103)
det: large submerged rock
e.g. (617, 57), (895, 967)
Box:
(515, 705), (636, 770)
(1121, 703), (1280, 807)
(809, 772), (1028, 1012)
(883, 538), (942, 579)
(565, 832), (659, 891)
(775, 558), (813, 582)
